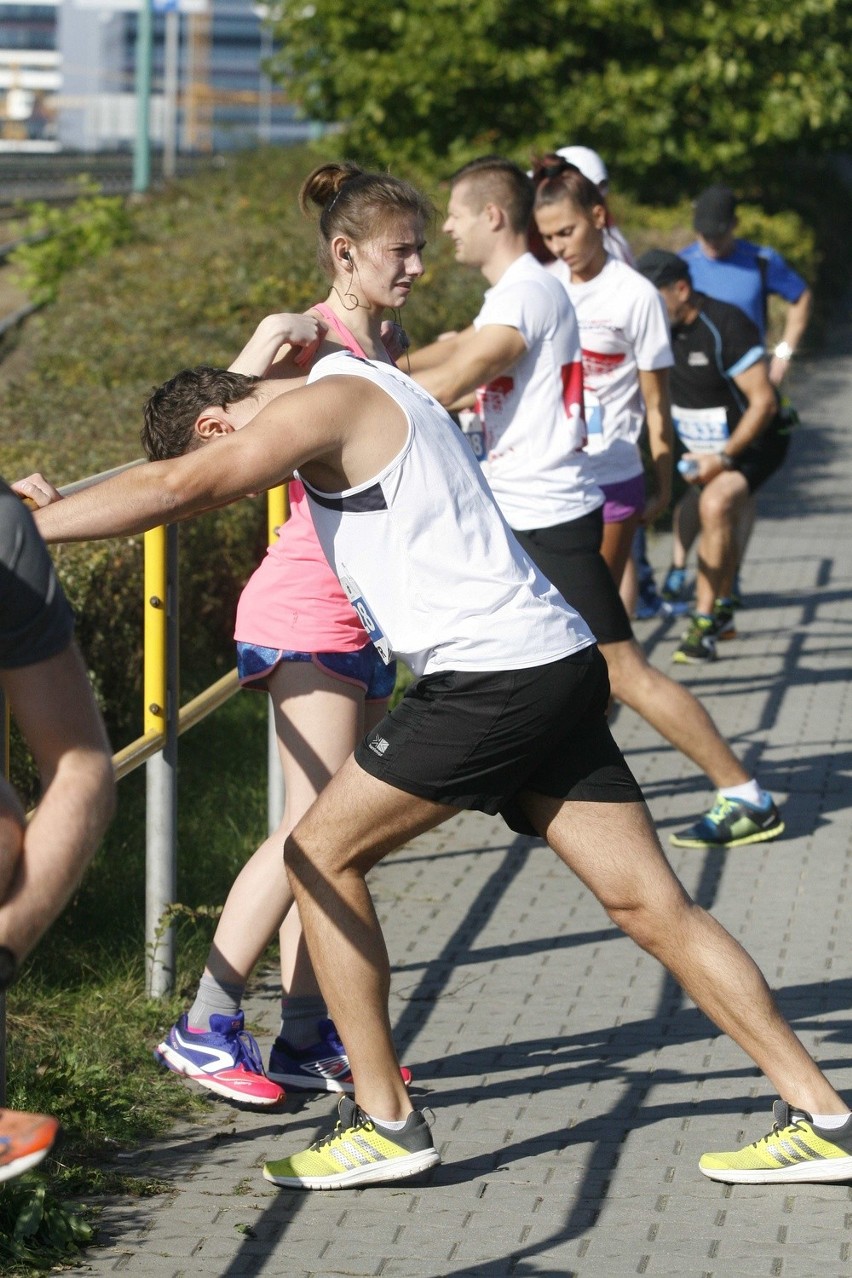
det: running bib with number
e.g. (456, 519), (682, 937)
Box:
(583, 391), (604, 455)
(672, 404), (730, 454)
(458, 409), (486, 464)
(338, 566), (392, 664)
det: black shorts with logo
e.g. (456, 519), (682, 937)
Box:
(355, 645), (642, 836)
(0, 480), (74, 670)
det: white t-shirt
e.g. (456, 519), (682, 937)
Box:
(550, 256), (673, 488)
(301, 352), (595, 677)
(472, 252), (603, 531)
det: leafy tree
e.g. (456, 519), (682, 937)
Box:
(267, 0), (851, 197)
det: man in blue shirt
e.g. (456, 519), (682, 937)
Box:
(680, 185), (811, 388)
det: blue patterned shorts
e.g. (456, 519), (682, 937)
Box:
(236, 642), (397, 702)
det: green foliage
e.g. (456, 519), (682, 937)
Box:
(0, 1181), (92, 1273)
(9, 179), (135, 305)
(266, 0), (851, 199)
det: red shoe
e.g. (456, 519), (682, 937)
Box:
(0, 1108), (60, 1183)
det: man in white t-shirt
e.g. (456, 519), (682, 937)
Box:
(410, 156), (784, 853)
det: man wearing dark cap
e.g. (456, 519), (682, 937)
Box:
(680, 185), (811, 387)
(668, 188), (810, 615)
(636, 249), (785, 667)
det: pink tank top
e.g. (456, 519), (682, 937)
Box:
(233, 305), (383, 652)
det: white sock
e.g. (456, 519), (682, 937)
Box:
(366, 1113), (408, 1131)
(809, 1112), (851, 1130)
(719, 780), (765, 806)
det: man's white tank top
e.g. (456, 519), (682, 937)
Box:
(300, 353), (595, 677)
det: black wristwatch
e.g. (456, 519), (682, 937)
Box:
(0, 946), (18, 993)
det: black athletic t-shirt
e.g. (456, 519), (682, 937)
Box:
(669, 293), (766, 440)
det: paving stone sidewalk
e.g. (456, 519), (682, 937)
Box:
(66, 325), (852, 1277)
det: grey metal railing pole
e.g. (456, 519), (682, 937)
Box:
(145, 524), (180, 996)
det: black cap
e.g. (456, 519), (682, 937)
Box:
(693, 185), (737, 236)
(635, 249), (691, 288)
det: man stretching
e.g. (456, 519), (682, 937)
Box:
(17, 350), (852, 1188)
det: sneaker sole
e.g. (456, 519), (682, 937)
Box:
(672, 650), (716, 664)
(0, 1135), (59, 1184)
(263, 1146), (441, 1189)
(155, 1044), (284, 1106)
(267, 1070), (355, 1094)
(669, 820), (785, 849)
(700, 1153), (852, 1184)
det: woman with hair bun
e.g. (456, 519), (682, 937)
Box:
(531, 156), (674, 606)
(155, 162), (431, 1106)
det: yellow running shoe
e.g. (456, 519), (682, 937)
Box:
(263, 1096), (440, 1189)
(700, 1101), (852, 1183)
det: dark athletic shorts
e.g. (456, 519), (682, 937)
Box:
(736, 420), (790, 495)
(0, 481), (74, 670)
(513, 508), (634, 646)
(355, 645), (642, 836)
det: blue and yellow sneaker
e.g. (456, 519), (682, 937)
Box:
(263, 1096), (440, 1189)
(700, 1101), (852, 1183)
(670, 793), (784, 848)
(673, 613), (718, 663)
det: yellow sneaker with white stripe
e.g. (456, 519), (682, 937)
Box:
(263, 1096), (440, 1189)
(700, 1101), (852, 1183)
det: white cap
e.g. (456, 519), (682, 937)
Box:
(555, 146), (609, 189)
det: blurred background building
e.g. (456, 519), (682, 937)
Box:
(0, 0), (315, 153)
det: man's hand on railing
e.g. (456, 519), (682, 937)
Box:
(10, 473), (63, 510)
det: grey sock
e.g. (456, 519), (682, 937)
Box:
(278, 995), (328, 1049)
(187, 973), (245, 1030)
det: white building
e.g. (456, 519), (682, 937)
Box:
(0, 0), (315, 152)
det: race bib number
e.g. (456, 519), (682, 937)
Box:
(672, 404), (730, 454)
(458, 409), (486, 464)
(339, 567), (392, 664)
(583, 391), (604, 455)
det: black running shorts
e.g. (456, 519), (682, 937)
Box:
(736, 420), (790, 495)
(355, 646), (642, 836)
(513, 508), (634, 646)
(0, 480), (74, 670)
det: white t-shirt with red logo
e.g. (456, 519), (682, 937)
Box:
(549, 255), (673, 488)
(472, 252), (603, 532)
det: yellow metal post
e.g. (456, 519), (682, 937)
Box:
(267, 484), (287, 546)
(266, 485), (288, 832)
(144, 526), (168, 738)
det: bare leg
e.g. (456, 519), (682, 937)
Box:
(601, 514), (641, 592)
(734, 492), (757, 579)
(671, 488), (700, 571)
(600, 514), (642, 617)
(284, 755), (455, 1120)
(521, 791), (847, 1115)
(203, 662), (376, 990)
(0, 645), (114, 962)
(694, 473), (749, 614)
(278, 691), (388, 997)
(600, 637), (749, 788)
